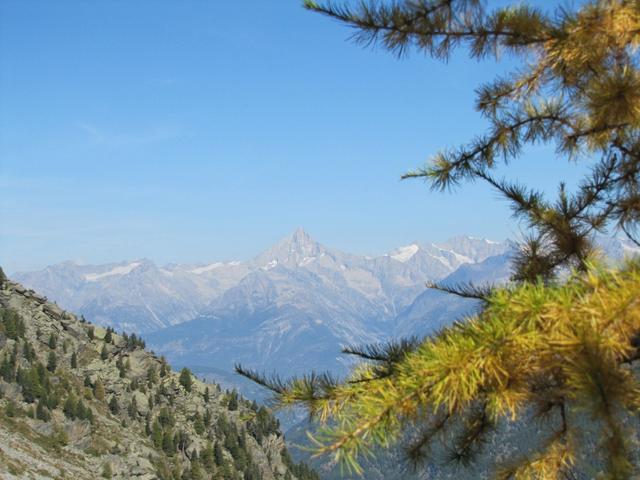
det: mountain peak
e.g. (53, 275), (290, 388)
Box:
(287, 227), (316, 247)
(292, 226), (308, 236)
(256, 228), (325, 267)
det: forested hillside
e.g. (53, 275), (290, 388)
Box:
(0, 268), (317, 480)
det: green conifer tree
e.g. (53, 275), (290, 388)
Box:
(193, 411), (205, 435)
(108, 396), (119, 415)
(101, 462), (112, 479)
(179, 367), (193, 392)
(128, 396), (138, 418)
(160, 358), (169, 377)
(46, 351), (57, 373)
(36, 399), (51, 422)
(147, 365), (158, 384)
(63, 395), (77, 419)
(162, 429), (175, 454)
(213, 441), (224, 467)
(226, 390), (238, 411)
(93, 378), (105, 401)
(152, 420), (163, 448)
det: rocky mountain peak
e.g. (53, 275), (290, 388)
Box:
(255, 228), (326, 268)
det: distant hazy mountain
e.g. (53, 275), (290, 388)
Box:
(13, 230), (638, 381)
(14, 229), (507, 333)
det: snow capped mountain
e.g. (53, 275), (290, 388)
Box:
(10, 229), (514, 377)
(11, 230), (636, 381)
(254, 227), (327, 268)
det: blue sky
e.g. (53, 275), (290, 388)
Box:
(0, 1), (588, 273)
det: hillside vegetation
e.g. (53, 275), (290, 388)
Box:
(0, 269), (317, 480)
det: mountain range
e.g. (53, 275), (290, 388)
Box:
(13, 229), (639, 381)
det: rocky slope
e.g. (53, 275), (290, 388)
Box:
(0, 269), (317, 480)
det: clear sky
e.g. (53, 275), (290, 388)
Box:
(0, 1), (589, 273)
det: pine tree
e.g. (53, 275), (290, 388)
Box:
(193, 411), (205, 435)
(226, 389), (238, 411)
(2, 308), (25, 340)
(63, 395), (77, 419)
(108, 396), (119, 415)
(93, 378), (105, 401)
(100, 344), (108, 361)
(160, 357), (169, 377)
(239, 1), (640, 478)
(116, 357), (126, 378)
(46, 351), (57, 373)
(152, 420), (163, 448)
(158, 407), (174, 428)
(147, 365), (158, 384)
(70, 351), (78, 369)
(36, 399), (51, 422)
(128, 396), (138, 418)
(87, 326), (95, 341)
(162, 429), (175, 454)
(48, 333), (57, 350)
(22, 342), (35, 362)
(101, 462), (112, 479)
(201, 441), (216, 473)
(0, 353), (14, 382)
(179, 367), (193, 392)
(213, 441), (225, 467)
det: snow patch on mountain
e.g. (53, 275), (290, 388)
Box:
(391, 244), (420, 262)
(300, 256), (316, 266)
(84, 262), (141, 281)
(190, 262), (224, 274)
(262, 260), (278, 271)
(436, 247), (473, 265)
